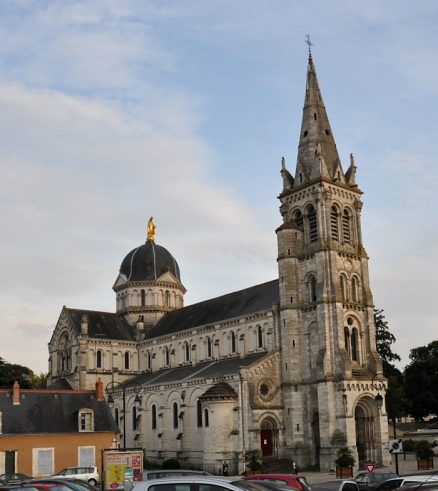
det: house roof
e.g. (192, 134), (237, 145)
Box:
(147, 279), (279, 338)
(0, 389), (118, 435)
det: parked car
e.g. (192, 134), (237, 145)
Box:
(132, 477), (245, 491)
(311, 481), (359, 491)
(50, 468), (99, 486)
(141, 470), (211, 481)
(23, 483), (73, 491)
(32, 479), (97, 491)
(374, 475), (438, 491)
(232, 479), (300, 491)
(0, 473), (34, 485)
(354, 473), (398, 491)
(241, 474), (311, 491)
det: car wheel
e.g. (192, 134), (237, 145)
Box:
(88, 479), (97, 486)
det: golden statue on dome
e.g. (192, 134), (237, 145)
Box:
(147, 217), (156, 242)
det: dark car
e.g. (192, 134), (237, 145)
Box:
(312, 481), (359, 491)
(354, 473), (398, 491)
(0, 474), (34, 485)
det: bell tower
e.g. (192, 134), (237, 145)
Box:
(276, 49), (389, 470)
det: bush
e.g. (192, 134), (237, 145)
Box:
(416, 440), (434, 460)
(335, 447), (356, 467)
(245, 449), (262, 472)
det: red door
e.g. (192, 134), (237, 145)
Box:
(260, 429), (273, 456)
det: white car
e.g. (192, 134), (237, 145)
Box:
(51, 466), (100, 486)
(132, 477), (244, 491)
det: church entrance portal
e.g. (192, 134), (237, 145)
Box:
(355, 398), (380, 464)
(260, 418), (277, 457)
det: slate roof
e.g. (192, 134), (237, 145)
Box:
(123, 352), (268, 388)
(66, 308), (135, 341)
(147, 279), (279, 338)
(120, 239), (181, 282)
(199, 382), (237, 400)
(0, 389), (119, 435)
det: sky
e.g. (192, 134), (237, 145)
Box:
(1, 0), (437, 374)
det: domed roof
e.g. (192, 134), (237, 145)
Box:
(120, 239), (181, 282)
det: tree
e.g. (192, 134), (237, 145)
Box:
(30, 372), (49, 389)
(0, 357), (33, 388)
(374, 309), (408, 419)
(404, 340), (438, 419)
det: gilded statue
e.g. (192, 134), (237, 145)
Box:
(147, 217), (156, 242)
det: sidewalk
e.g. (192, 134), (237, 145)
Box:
(304, 453), (434, 484)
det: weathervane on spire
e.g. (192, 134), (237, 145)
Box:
(305, 34), (313, 58)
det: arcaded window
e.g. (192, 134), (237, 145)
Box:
(173, 402), (178, 429)
(141, 289), (146, 306)
(165, 290), (170, 307)
(330, 206), (339, 241)
(309, 275), (317, 302)
(342, 209), (351, 244)
(184, 342), (190, 362)
(351, 328), (358, 361)
(344, 327), (350, 353)
(293, 209), (304, 230)
(230, 331), (236, 353)
(197, 400), (202, 428)
(207, 337), (212, 358)
(204, 408), (209, 427)
(96, 350), (103, 369)
(124, 352), (130, 370)
(308, 205), (318, 242)
(146, 351), (151, 370)
(151, 404), (157, 430)
(165, 347), (170, 366)
(352, 276), (358, 302)
(340, 275), (346, 302)
(257, 326), (263, 348)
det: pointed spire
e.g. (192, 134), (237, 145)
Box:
(295, 48), (343, 183)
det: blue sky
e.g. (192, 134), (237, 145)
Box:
(1, 0), (437, 373)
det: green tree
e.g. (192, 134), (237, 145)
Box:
(404, 340), (438, 419)
(0, 357), (33, 388)
(30, 372), (49, 389)
(374, 309), (408, 419)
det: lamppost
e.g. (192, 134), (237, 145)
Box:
(106, 381), (142, 450)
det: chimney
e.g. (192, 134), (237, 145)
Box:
(12, 380), (20, 405)
(95, 377), (104, 401)
(81, 314), (89, 336)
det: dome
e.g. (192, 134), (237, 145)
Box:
(119, 239), (181, 282)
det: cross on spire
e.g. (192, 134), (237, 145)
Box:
(305, 34), (313, 60)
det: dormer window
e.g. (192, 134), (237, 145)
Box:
(79, 409), (94, 432)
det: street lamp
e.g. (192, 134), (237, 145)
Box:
(106, 381), (142, 449)
(371, 373), (385, 412)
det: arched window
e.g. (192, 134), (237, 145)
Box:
(96, 350), (103, 369)
(340, 275), (346, 302)
(207, 337), (212, 358)
(184, 342), (190, 362)
(173, 402), (178, 429)
(151, 404), (157, 430)
(197, 400), (202, 428)
(308, 205), (318, 242)
(146, 351), (151, 370)
(257, 326), (263, 348)
(141, 289), (146, 306)
(230, 331), (236, 353)
(293, 210), (304, 230)
(132, 406), (138, 431)
(351, 328), (358, 361)
(114, 407), (119, 427)
(165, 347), (170, 366)
(344, 327), (350, 353)
(352, 276), (358, 302)
(204, 408), (209, 427)
(165, 290), (170, 307)
(342, 209), (351, 244)
(124, 352), (130, 370)
(309, 275), (317, 302)
(330, 206), (339, 241)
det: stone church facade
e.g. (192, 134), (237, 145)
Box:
(48, 53), (390, 473)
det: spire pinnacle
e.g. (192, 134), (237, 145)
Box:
(147, 216), (156, 242)
(305, 34), (313, 62)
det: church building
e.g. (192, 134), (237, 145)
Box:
(48, 52), (390, 474)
